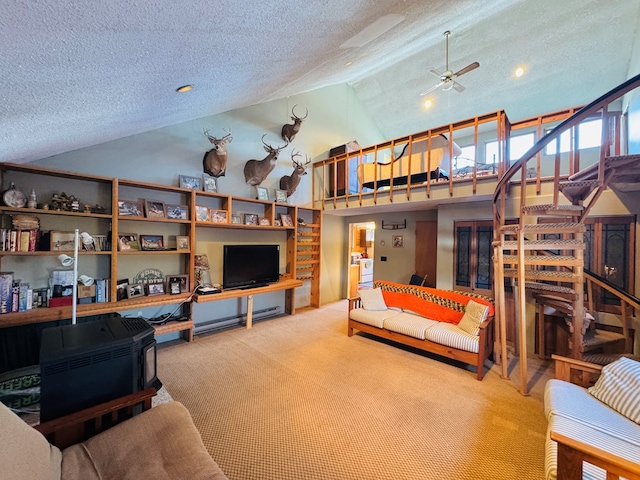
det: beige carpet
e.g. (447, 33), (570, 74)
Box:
(158, 301), (552, 480)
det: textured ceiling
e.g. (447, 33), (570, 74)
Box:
(1, 0), (639, 164)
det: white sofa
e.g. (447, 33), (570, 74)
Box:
(544, 356), (640, 480)
(348, 281), (494, 380)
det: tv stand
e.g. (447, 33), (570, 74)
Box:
(193, 278), (302, 328)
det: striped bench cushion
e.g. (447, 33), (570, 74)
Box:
(424, 323), (479, 353)
(349, 308), (401, 328)
(383, 313), (439, 340)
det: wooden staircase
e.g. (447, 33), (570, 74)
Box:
(493, 73), (640, 394)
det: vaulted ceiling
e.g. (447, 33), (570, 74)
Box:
(1, 0), (639, 164)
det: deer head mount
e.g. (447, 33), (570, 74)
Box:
(243, 134), (289, 186)
(280, 105), (308, 143)
(279, 150), (311, 197)
(202, 127), (233, 177)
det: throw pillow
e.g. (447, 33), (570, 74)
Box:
(589, 357), (640, 424)
(358, 288), (387, 311)
(457, 299), (489, 336)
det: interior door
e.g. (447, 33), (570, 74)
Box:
(415, 221), (437, 287)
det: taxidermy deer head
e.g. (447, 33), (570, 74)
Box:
(279, 150), (311, 197)
(202, 127), (233, 177)
(243, 134), (289, 186)
(280, 105), (308, 143)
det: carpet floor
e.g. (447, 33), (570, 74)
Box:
(157, 300), (552, 480)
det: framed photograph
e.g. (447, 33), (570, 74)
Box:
(280, 213), (293, 227)
(175, 235), (190, 251)
(50, 231), (76, 251)
(139, 234), (165, 250)
(116, 279), (129, 301)
(195, 205), (210, 222)
(126, 283), (145, 299)
(179, 175), (202, 190)
(166, 274), (189, 293)
(393, 235), (404, 248)
(118, 199), (143, 217)
(146, 282), (165, 296)
(274, 219), (282, 227)
(244, 213), (258, 226)
(203, 174), (217, 192)
(275, 189), (288, 203)
(144, 199), (166, 218)
(118, 233), (139, 251)
(169, 281), (181, 295)
(166, 204), (189, 220)
(259, 217), (270, 226)
(210, 209), (228, 223)
(256, 186), (269, 201)
(231, 214), (242, 224)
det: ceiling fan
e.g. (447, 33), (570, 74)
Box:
(420, 30), (480, 96)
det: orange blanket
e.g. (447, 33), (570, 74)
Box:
(374, 281), (494, 325)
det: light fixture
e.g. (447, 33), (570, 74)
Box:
(423, 98), (433, 109)
(514, 66), (525, 78)
(80, 232), (95, 251)
(176, 84), (194, 93)
(58, 254), (74, 267)
(78, 275), (94, 287)
(56, 229), (88, 324)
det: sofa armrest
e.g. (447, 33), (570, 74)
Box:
(478, 314), (494, 330)
(551, 428), (640, 480)
(552, 354), (602, 388)
(35, 387), (157, 449)
(348, 296), (361, 311)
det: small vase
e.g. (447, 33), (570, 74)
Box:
(27, 189), (37, 209)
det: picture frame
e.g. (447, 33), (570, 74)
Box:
(203, 174), (217, 192)
(50, 231), (76, 251)
(139, 234), (165, 250)
(169, 281), (181, 295)
(118, 199), (143, 217)
(275, 189), (288, 203)
(146, 282), (165, 296)
(256, 186), (269, 201)
(116, 279), (129, 301)
(231, 214), (242, 224)
(393, 235), (404, 248)
(166, 204), (189, 220)
(280, 213), (293, 227)
(195, 205), (210, 222)
(126, 283), (145, 299)
(259, 217), (270, 226)
(209, 209), (228, 223)
(244, 213), (258, 226)
(179, 175), (202, 190)
(166, 274), (189, 293)
(118, 233), (139, 251)
(274, 219), (282, 227)
(175, 235), (190, 251)
(144, 199), (166, 219)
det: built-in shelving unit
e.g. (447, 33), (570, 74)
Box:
(0, 162), (321, 339)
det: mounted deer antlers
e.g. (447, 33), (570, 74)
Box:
(281, 105), (308, 143)
(202, 127), (233, 177)
(279, 150), (311, 197)
(243, 134), (289, 186)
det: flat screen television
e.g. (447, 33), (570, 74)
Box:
(223, 244), (280, 290)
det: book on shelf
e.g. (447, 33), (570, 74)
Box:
(0, 229), (40, 252)
(0, 272), (14, 314)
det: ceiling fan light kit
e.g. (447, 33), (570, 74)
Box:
(420, 30), (480, 96)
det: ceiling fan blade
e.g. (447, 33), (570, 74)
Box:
(428, 68), (443, 79)
(420, 81), (444, 96)
(452, 81), (465, 93)
(453, 61), (480, 78)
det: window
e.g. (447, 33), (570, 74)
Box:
(454, 145), (476, 169)
(485, 132), (534, 163)
(454, 221), (493, 296)
(545, 118), (602, 154)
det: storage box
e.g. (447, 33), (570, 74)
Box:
(77, 284), (96, 299)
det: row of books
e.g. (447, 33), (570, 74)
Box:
(0, 229), (39, 252)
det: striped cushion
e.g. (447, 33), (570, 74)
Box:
(349, 308), (400, 328)
(357, 288), (387, 311)
(589, 357), (640, 424)
(425, 323), (479, 353)
(383, 313), (439, 340)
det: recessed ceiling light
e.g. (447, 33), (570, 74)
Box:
(345, 61), (353, 67)
(176, 85), (194, 93)
(514, 67), (525, 78)
(423, 99), (433, 109)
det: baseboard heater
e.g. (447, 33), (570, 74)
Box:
(194, 306), (282, 335)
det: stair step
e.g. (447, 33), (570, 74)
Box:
(503, 254), (580, 266)
(583, 329), (627, 351)
(504, 269), (580, 282)
(500, 222), (585, 235)
(502, 239), (584, 250)
(525, 282), (577, 300)
(558, 180), (601, 204)
(521, 204), (584, 216)
(582, 352), (640, 365)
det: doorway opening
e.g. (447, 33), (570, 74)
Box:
(348, 222), (376, 297)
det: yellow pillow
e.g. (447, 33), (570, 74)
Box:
(457, 300), (489, 336)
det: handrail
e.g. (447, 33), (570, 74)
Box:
(493, 72), (640, 204)
(584, 269), (640, 311)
